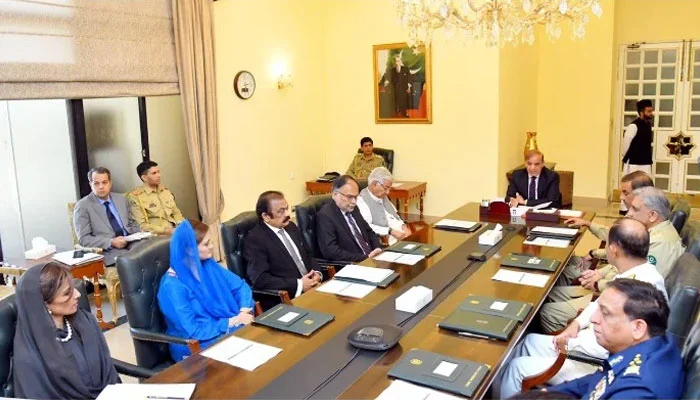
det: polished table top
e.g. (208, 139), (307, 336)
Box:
(147, 203), (594, 399)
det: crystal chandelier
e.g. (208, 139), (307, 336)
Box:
(395, 0), (603, 47)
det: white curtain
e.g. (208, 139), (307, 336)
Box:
(0, 0), (178, 99)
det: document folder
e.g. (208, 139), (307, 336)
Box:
(385, 241), (441, 257)
(500, 253), (561, 272)
(438, 309), (517, 341)
(457, 295), (532, 322)
(254, 304), (334, 336)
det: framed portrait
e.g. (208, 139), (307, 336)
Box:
(373, 42), (432, 124)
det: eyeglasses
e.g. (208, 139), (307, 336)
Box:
(335, 191), (358, 201)
(380, 182), (392, 192)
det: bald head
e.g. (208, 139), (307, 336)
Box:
(608, 218), (650, 260)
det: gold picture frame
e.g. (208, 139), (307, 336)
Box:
(373, 42), (432, 124)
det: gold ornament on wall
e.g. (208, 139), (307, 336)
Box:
(524, 131), (539, 157)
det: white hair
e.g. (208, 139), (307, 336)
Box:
(632, 186), (671, 220)
(368, 167), (393, 185)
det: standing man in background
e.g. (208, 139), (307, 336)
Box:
(620, 99), (654, 214)
(127, 160), (185, 235)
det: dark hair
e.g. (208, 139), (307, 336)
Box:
(608, 218), (650, 259)
(136, 160), (158, 180)
(606, 278), (669, 337)
(637, 99), (653, 114)
(621, 170), (654, 189)
(360, 137), (373, 146)
(509, 390), (577, 399)
(87, 167), (111, 182)
(189, 219), (209, 244)
(40, 262), (74, 304)
(256, 191), (285, 218)
(332, 175), (358, 192)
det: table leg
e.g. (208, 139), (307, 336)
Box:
(404, 197), (409, 218)
(92, 274), (114, 330)
(420, 192), (424, 217)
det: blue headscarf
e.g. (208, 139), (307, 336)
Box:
(169, 220), (245, 318)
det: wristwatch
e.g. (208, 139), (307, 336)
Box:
(588, 249), (595, 258)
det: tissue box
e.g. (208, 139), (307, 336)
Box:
(479, 230), (503, 246)
(25, 245), (56, 259)
(396, 285), (433, 313)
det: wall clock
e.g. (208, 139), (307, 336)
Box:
(233, 71), (256, 100)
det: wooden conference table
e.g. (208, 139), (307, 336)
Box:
(148, 203), (593, 399)
(305, 180), (427, 217)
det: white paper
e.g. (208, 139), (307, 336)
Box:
(277, 311), (299, 323)
(559, 209), (584, 218)
(375, 379), (462, 400)
(494, 223), (503, 232)
(433, 361), (459, 377)
(523, 237), (571, 248)
(511, 206), (531, 217)
(97, 383), (196, 400)
(531, 208), (557, 214)
(316, 279), (376, 298)
(52, 250), (103, 266)
(532, 201), (553, 210)
(335, 264), (393, 283)
(531, 226), (579, 236)
(392, 182), (404, 188)
(374, 251), (425, 266)
(491, 197), (506, 203)
(402, 243), (418, 250)
(201, 336), (281, 371)
(492, 269), (550, 288)
(434, 219), (477, 229)
(490, 301), (508, 311)
(124, 231), (152, 242)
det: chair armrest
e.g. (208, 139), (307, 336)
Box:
(130, 327), (201, 354)
(253, 289), (292, 305)
(566, 350), (606, 366)
(522, 351), (568, 392)
(112, 358), (155, 379)
(313, 258), (350, 269)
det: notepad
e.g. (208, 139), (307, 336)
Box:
(434, 219), (477, 229)
(124, 231), (152, 242)
(201, 336), (281, 371)
(316, 279), (376, 298)
(97, 383), (196, 400)
(375, 380), (462, 400)
(531, 226), (578, 238)
(523, 237), (571, 248)
(373, 251), (425, 265)
(492, 269), (550, 287)
(335, 264), (394, 283)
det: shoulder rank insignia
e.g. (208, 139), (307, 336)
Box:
(623, 353), (643, 376)
(609, 355), (624, 366)
(647, 255), (657, 265)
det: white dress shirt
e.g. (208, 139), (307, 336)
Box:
(264, 222), (307, 298)
(356, 191), (405, 245)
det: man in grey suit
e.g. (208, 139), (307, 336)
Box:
(73, 167), (140, 266)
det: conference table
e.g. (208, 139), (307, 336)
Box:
(147, 203), (593, 399)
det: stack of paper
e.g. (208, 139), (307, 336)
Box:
(52, 250), (103, 266)
(373, 251), (425, 265)
(97, 384), (196, 400)
(531, 226), (578, 238)
(523, 237), (571, 248)
(124, 231), (153, 242)
(201, 336), (281, 371)
(316, 279), (376, 298)
(376, 379), (461, 400)
(334, 264), (393, 284)
(434, 219), (477, 229)
(559, 209), (584, 218)
(492, 269), (550, 287)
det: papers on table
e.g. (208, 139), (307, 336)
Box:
(559, 209), (584, 218)
(316, 279), (376, 298)
(531, 208), (557, 214)
(532, 201), (552, 210)
(201, 336), (281, 371)
(335, 264), (394, 284)
(376, 379), (462, 400)
(373, 251), (425, 265)
(492, 269), (550, 288)
(97, 383), (196, 400)
(52, 250), (103, 266)
(124, 231), (152, 242)
(531, 226), (578, 237)
(511, 206), (530, 217)
(434, 219), (477, 230)
(523, 237), (571, 248)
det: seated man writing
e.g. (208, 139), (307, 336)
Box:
(506, 150), (561, 208)
(356, 167), (411, 245)
(496, 218), (667, 398)
(346, 136), (386, 179)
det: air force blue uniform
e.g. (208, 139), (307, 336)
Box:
(549, 334), (684, 399)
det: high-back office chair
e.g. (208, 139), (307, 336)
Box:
(221, 212), (292, 308)
(0, 279), (151, 397)
(682, 221), (700, 261)
(357, 147), (394, 173)
(670, 199), (691, 234)
(295, 195), (347, 270)
(682, 320), (700, 398)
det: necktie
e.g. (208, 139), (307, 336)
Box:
(345, 212), (372, 255)
(103, 201), (126, 237)
(278, 229), (308, 276)
(529, 176), (536, 200)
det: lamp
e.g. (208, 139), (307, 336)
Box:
(277, 73), (293, 89)
(394, 0), (603, 47)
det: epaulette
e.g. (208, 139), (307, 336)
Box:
(127, 188), (145, 197)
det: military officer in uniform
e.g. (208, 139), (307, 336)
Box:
(127, 160), (185, 235)
(346, 137), (386, 179)
(538, 185), (682, 333)
(542, 279), (683, 399)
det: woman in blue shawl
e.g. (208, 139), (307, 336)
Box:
(158, 219), (255, 361)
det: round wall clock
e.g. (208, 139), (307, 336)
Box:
(233, 71), (256, 100)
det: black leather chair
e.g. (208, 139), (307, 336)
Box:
(665, 253), (700, 347)
(682, 221), (700, 261)
(682, 320), (700, 398)
(221, 211), (292, 307)
(116, 237), (199, 373)
(0, 280), (150, 397)
(357, 147), (394, 173)
(295, 195), (349, 269)
(670, 199), (691, 234)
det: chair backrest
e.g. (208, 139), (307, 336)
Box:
(357, 147), (394, 173)
(683, 320), (700, 398)
(221, 211), (259, 281)
(682, 221), (700, 261)
(116, 237), (172, 370)
(665, 253), (700, 347)
(670, 199), (691, 234)
(295, 194), (331, 259)
(0, 279), (89, 398)
(67, 202), (78, 245)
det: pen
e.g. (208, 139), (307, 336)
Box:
(458, 331), (492, 340)
(227, 343), (253, 360)
(146, 396), (185, 400)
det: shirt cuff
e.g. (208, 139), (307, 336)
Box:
(295, 279), (303, 298)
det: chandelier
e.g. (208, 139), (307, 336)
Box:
(395, 0), (603, 47)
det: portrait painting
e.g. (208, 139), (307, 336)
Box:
(373, 42), (432, 124)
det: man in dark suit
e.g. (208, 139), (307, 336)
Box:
(506, 150), (561, 208)
(244, 191), (322, 302)
(317, 175), (382, 262)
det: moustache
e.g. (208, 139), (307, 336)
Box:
(283, 216), (291, 223)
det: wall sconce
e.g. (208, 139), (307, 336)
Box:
(277, 73), (292, 89)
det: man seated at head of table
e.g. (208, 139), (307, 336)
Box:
(127, 160), (185, 235)
(346, 136), (386, 179)
(73, 167), (141, 266)
(506, 150), (561, 209)
(496, 218), (668, 398)
(317, 175), (383, 263)
(512, 279), (683, 400)
(539, 185), (684, 333)
(356, 167), (411, 245)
